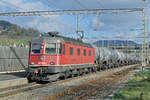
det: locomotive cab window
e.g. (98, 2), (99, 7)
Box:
(57, 43), (62, 54)
(70, 47), (73, 55)
(84, 49), (86, 56)
(31, 43), (42, 54)
(77, 48), (80, 56)
(89, 50), (91, 56)
(45, 43), (56, 54)
(63, 44), (65, 55)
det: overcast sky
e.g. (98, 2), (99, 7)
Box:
(0, 0), (150, 43)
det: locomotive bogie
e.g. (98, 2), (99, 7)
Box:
(27, 64), (95, 81)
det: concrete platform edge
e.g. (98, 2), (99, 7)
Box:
(0, 78), (28, 89)
(0, 70), (25, 74)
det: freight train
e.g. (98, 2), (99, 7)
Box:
(27, 32), (141, 81)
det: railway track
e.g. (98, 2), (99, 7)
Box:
(0, 69), (97, 98)
(0, 82), (39, 98)
(0, 64), (139, 100)
(41, 64), (139, 100)
(0, 77), (79, 98)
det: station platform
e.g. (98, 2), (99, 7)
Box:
(0, 71), (28, 89)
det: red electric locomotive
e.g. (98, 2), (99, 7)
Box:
(27, 32), (95, 81)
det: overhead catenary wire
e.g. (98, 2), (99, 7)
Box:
(96, 0), (105, 8)
(75, 0), (87, 9)
(44, 0), (60, 10)
(45, 0), (87, 10)
(45, 0), (54, 10)
(0, 8), (143, 16)
(0, 0), (145, 47)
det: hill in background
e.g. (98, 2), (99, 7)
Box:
(0, 20), (41, 47)
(0, 20), (40, 38)
(94, 40), (139, 47)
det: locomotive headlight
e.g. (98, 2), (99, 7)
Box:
(30, 62), (34, 65)
(50, 62), (55, 65)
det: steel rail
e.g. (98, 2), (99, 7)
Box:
(0, 82), (36, 93)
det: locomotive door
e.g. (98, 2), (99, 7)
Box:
(57, 43), (63, 65)
(61, 43), (66, 65)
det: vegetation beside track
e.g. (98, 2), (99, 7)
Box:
(113, 70), (150, 100)
(0, 37), (29, 47)
(145, 64), (150, 68)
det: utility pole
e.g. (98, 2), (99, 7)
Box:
(114, 40), (116, 50)
(142, 0), (150, 64)
(142, 0), (147, 67)
(147, 21), (149, 63)
(102, 33), (104, 47)
(126, 39), (128, 53)
(107, 40), (110, 48)
(76, 15), (79, 39)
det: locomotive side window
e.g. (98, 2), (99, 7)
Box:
(57, 43), (62, 54)
(89, 50), (91, 56)
(31, 43), (42, 54)
(84, 49), (86, 56)
(77, 48), (80, 56)
(70, 47), (73, 55)
(45, 43), (56, 54)
(63, 44), (65, 55)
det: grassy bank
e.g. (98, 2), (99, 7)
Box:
(146, 64), (150, 68)
(113, 70), (150, 100)
(0, 37), (29, 46)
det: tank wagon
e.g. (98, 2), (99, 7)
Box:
(27, 32), (141, 81)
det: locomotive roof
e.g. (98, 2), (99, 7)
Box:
(31, 35), (93, 48)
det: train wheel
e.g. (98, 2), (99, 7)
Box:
(81, 68), (85, 75)
(77, 69), (81, 76)
(68, 71), (73, 78)
(59, 73), (66, 80)
(65, 71), (70, 78)
(92, 67), (96, 72)
(27, 77), (33, 82)
(26, 73), (34, 82)
(108, 64), (111, 69)
(84, 68), (88, 74)
(88, 68), (92, 73)
(97, 66), (101, 71)
(77, 69), (82, 76)
(100, 66), (103, 70)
